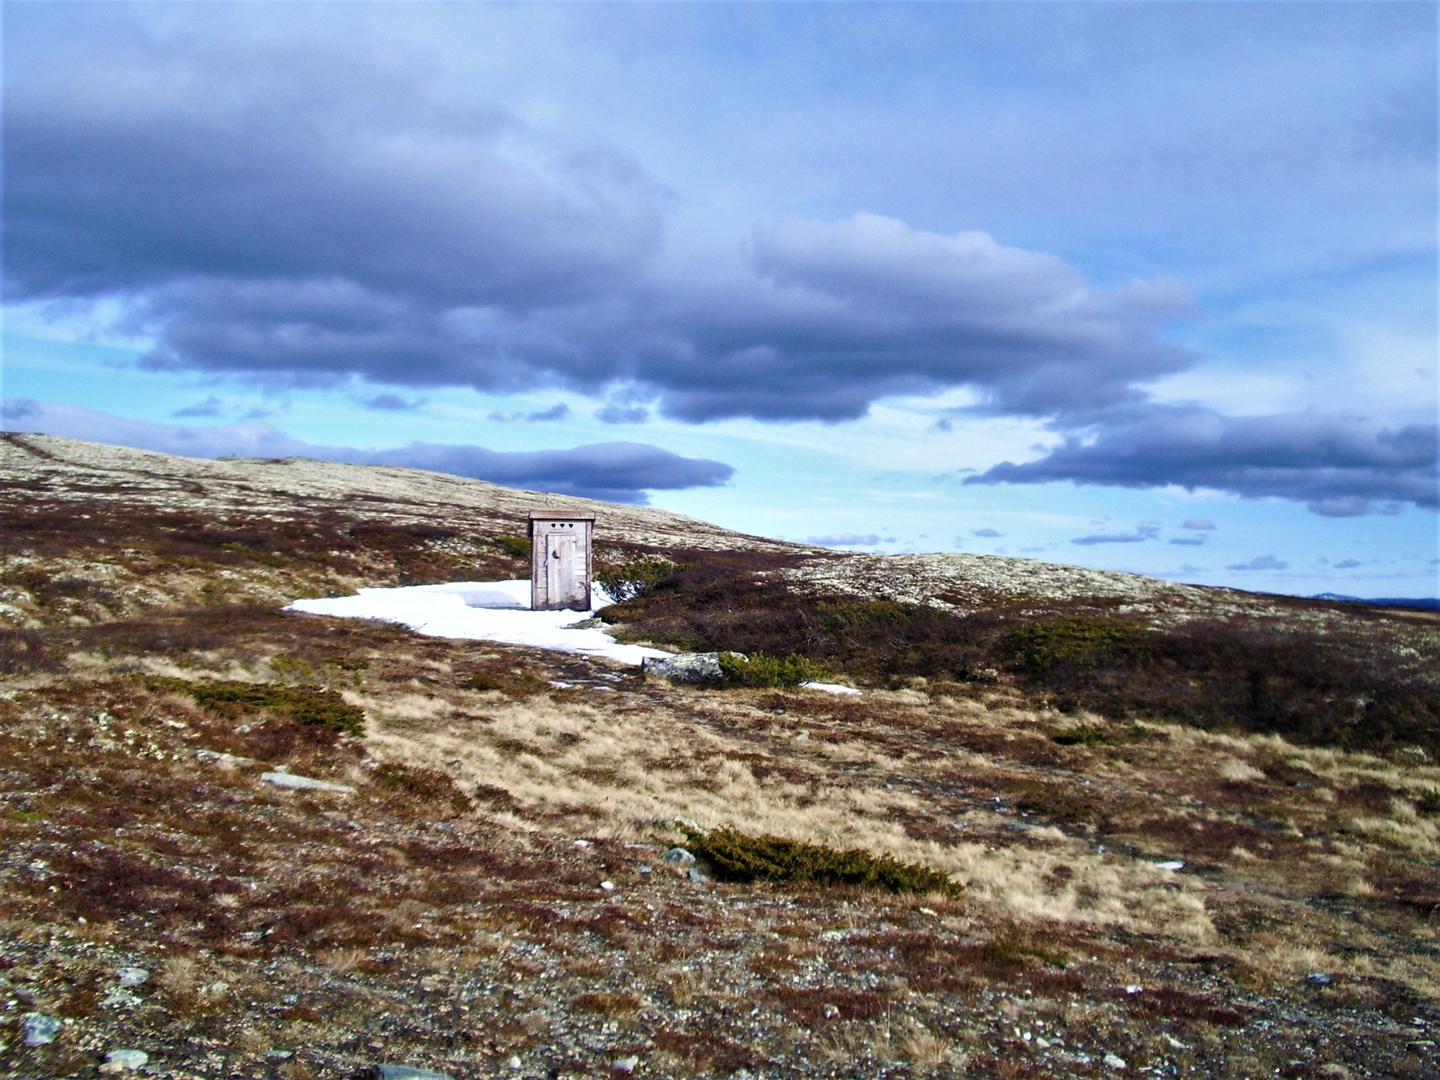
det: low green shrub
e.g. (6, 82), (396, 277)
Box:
(1000, 616), (1140, 672)
(681, 826), (962, 897)
(718, 651), (819, 688)
(148, 677), (366, 736)
(1050, 723), (1112, 746)
(595, 558), (677, 603)
(493, 535), (532, 560)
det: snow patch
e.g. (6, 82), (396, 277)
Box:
(799, 681), (862, 696)
(285, 580), (672, 667)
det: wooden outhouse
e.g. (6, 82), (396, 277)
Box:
(528, 511), (595, 611)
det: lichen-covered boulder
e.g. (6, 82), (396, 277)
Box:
(640, 652), (746, 683)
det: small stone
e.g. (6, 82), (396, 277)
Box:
(102, 1050), (149, 1072)
(662, 816), (706, 835)
(374, 1067), (456, 1080)
(21, 1013), (61, 1047)
(612, 1056), (639, 1073)
(1155, 860), (1185, 872)
(574, 839), (591, 847)
(1103, 1052), (1127, 1069)
(688, 867), (708, 883)
(261, 771), (354, 793)
(117, 967), (149, 986)
(1306, 972), (1334, 986)
(660, 847), (696, 867)
(600, 880), (616, 891)
(101, 988), (143, 1010)
(1124, 984), (1143, 994)
(507, 1055), (523, 1070)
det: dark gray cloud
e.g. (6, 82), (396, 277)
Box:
(1, 399), (732, 504)
(2, 21), (1194, 427)
(6, 12), (1430, 520)
(596, 404), (651, 425)
(970, 405), (1438, 516)
(1228, 555), (1289, 571)
(1070, 523), (1160, 546)
(172, 396), (224, 418)
(362, 393), (425, 412)
(973, 528), (1003, 537)
(358, 442), (731, 504)
(526, 404), (571, 423)
(805, 533), (880, 547)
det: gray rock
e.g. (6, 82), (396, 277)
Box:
(22, 1013), (61, 1047)
(612, 1056), (639, 1074)
(1306, 972), (1334, 986)
(101, 988), (143, 1009)
(688, 867), (709, 883)
(117, 966), (149, 986)
(641, 652), (745, 683)
(261, 771), (354, 793)
(661, 816), (707, 836)
(104, 1049), (149, 1071)
(660, 847), (696, 867)
(374, 1067), (456, 1080)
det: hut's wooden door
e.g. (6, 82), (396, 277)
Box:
(545, 530), (585, 610)
(528, 512), (594, 611)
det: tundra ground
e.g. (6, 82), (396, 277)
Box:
(2, 435), (1438, 1079)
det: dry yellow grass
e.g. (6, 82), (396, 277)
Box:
(364, 679), (1214, 939)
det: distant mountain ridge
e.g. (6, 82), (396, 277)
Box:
(1310, 593), (1440, 612)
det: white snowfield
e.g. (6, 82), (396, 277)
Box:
(287, 579), (669, 667)
(285, 579), (860, 694)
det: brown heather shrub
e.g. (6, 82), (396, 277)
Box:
(770, 985), (889, 1023)
(370, 761), (473, 813)
(0, 627), (54, 674)
(570, 991), (643, 1017)
(606, 550), (1440, 755)
(651, 1029), (763, 1075)
(462, 661), (549, 698)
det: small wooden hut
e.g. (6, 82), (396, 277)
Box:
(528, 511), (595, 611)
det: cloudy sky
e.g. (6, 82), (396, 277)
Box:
(3, 2), (1436, 598)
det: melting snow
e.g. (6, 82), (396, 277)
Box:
(287, 580), (861, 694)
(285, 580), (670, 667)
